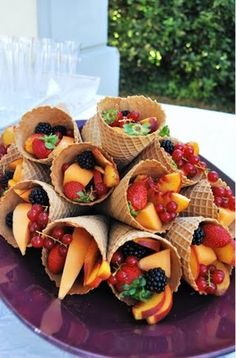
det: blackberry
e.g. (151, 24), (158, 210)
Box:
(122, 241), (150, 259)
(52, 125), (67, 136)
(121, 110), (130, 117)
(76, 151), (96, 170)
(35, 122), (52, 135)
(192, 226), (204, 245)
(145, 268), (167, 293)
(0, 170), (14, 187)
(29, 187), (49, 206)
(160, 140), (174, 155)
(5, 212), (13, 229)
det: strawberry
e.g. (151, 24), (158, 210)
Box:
(93, 169), (103, 185)
(47, 244), (66, 274)
(202, 223), (232, 248)
(127, 182), (148, 210)
(63, 181), (84, 200)
(24, 133), (43, 154)
(95, 182), (109, 198)
(32, 134), (59, 159)
(121, 263), (142, 284)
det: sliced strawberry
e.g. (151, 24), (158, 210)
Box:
(32, 138), (52, 159)
(47, 244), (66, 274)
(63, 181), (84, 200)
(127, 182), (148, 210)
(202, 223), (232, 248)
(93, 169), (103, 185)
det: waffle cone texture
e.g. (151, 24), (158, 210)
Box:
(51, 142), (119, 206)
(41, 215), (109, 295)
(97, 96), (166, 168)
(166, 216), (232, 293)
(0, 145), (21, 169)
(81, 115), (101, 147)
(0, 180), (84, 250)
(15, 106), (81, 165)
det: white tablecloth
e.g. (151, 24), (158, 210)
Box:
(0, 98), (235, 357)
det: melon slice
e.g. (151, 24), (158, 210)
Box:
(136, 202), (162, 231)
(63, 163), (93, 187)
(218, 208), (235, 227)
(12, 203), (32, 255)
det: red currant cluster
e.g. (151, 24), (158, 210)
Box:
(44, 225), (73, 255)
(155, 199), (177, 224)
(0, 143), (8, 159)
(110, 110), (140, 128)
(207, 171), (235, 211)
(196, 264), (225, 294)
(27, 204), (49, 248)
(108, 252), (142, 292)
(172, 143), (206, 178)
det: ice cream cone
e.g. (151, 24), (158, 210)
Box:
(100, 159), (172, 233)
(41, 215), (109, 295)
(107, 221), (182, 305)
(97, 96), (166, 168)
(81, 115), (101, 146)
(0, 180), (85, 249)
(21, 159), (51, 183)
(51, 142), (119, 206)
(15, 106), (81, 165)
(0, 145), (21, 169)
(134, 137), (204, 187)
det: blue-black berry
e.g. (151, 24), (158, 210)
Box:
(76, 151), (96, 170)
(145, 268), (167, 293)
(122, 241), (151, 259)
(192, 226), (204, 245)
(29, 187), (49, 206)
(35, 122), (52, 135)
(160, 140), (174, 155)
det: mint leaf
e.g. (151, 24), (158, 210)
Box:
(102, 109), (118, 124)
(41, 134), (59, 150)
(123, 123), (151, 136)
(76, 190), (96, 203)
(128, 201), (139, 217)
(119, 276), (152, 302)
(159, 125), (170, 137)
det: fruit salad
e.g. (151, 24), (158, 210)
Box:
(24, 122), (74, 160)
(60, 146), (120, 204)
(108, 237), (179, 324)
(102, 109), (163, 137)
(128, 172), (190, 231)
(42, 221), (111, 299)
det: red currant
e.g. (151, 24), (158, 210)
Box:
(205, 282), (216, 295)
(172, 149), (183, 162)
(51, 226), (64, 240)
(199, 264), (208, 276)
(61, 234), (73, 245)
(127, 111), (140, 121)
(37, 212), (49, 229)
(43, 237), (55, 250)
(228, 197), (235, 211)
(155, 203), (165, 213)
(221, 197), (229, 208)
(32, 204), (44, 214)
(96, 183), (109, 198)
(176, 159), (184, 168)
(212, 186), (225, 197)
(166, 201), (177, 213)
(184, 145), (194, 158)
(196, 276), (207, 291)
(159, 211), (171, 223)
(62, 163), (70, 173)
(211, 269), (225, 284)
(174, 144), (184, 151)
(31, 235), (44, 248)
(116, 270), (127, 283)
(121, 264), (141, 284)
(27, 209), (39, 222)
(170, 212), (177, 220)
(125, 256), (138, 266)
(111, 251), (124, 265)
(199, 161), (207, 170)
(59, 245), (68, 257)
(29, 221), (39, 233)
(182, 163), (194, 176)
(214, 196), (222, 207)
(208, 264), (216, 273)
(224, 187), (233, 198)
(108, 275), (117, 285)
(188, 155), (199, 165)
(207, 171), (219, 183)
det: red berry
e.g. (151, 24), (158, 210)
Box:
(29, 221), (39, 234)
(155, 203), (165, 213)
(207, 171), (219, 183)
(61, 234), (73, 245)
(127, 111), (140, 122)
(115, 282), (125, 292)
(32, 138), (52, 159)
(31, 235), (44, 248)
(208, 264), (216, 273)
(111, 251), (124, 265)
(196, 276), (207, 291)
(37, 212), (49, 229)
(125, 256), (138, 266)
(199, 264), (208, 276)
(159, 211), (171, 223)
(121, 264), (141, 284)
(199, 161), (207, 170)
(27, 208), (39, 222)
(184, 145), (194, 158)
(108, 275), (117, 285)
(43, 237), (55, 250)
(116, 270), (127, 283)
(205, 282), (217, 295)
(32, 204), (44, 214)
(66, 129), (74, 137)
(214, 196), (222, 207)
(51, 226), (64, 240)
(176, 159), (184, 168)
(169, 212), (177, 220)
(47, 244), (66, 274)
(166, 201), (177, 213)
(212, 186), (225, 197)
(211, 270), (225, 284)
(127, 182), (148, 211)
(172, 149), (183, 162)
(203, 223), (232, 248)
(229, 197), (235, 211)
(221, 197), (229, 208)
(188, 155), (199, 165)
(59, 245), (68, 257)
(224, 187), (233, 198)
(62, 163), (70, 173)
(93, 169), (103, 185)
(183, 163), (195, 177)
(96, 182), (109, 198)
(174, 144), (184, 151)
(63, 181), (85, 200)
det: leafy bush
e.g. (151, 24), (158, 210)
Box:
(108, 0), (235, 112)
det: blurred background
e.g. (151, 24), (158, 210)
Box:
(0, 0), (234, 114)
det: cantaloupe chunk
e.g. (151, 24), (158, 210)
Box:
(63, 163), (93, 187)
(138, 249), (171, 277)
(171, 192), (190, 213)
(136, 202), (162, 231)
(13, 162), (23, 182)
(218, 208), (235, 227)
(8, 159), (23, 170)
(52, 136), (74, 156)
(158, 173), (181, 193)
(192, 244), (217, 265)
(8, 179), (17, 188)
(83, 240), (100, 285)
(13, 203), (32, 255)
(58, 227), (92, 299)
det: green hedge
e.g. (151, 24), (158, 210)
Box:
(108, 0), (235, 112)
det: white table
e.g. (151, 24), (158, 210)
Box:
(0, 98), (235, 358)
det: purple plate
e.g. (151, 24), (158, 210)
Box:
(0, 120), (235, 357)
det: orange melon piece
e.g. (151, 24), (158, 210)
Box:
(171, 192), (190, 213)
(158, 173), (181, 193)
(103, 165), (119, 187)
(83, 240), (100, 285)
(138, 249), (171, 277)
(136, 202), (162, 231)
(190, 246), (200, 280)
(192, 244), (217, 266)
(13, 162), (23, 182)
(52, 136), (74, 156)
(8, 159), (23, 170)
(13, 203), (32, 255)
(63, 163), (93, 187)
(132, 291), (166, 320)
(218, 208), (235, 227)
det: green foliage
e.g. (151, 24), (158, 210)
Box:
(108, 0), (235, 112)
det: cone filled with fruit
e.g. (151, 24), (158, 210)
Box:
(97, 96), (166, 168)
(0, 180), (85, 255)
(15, 106), (81, 165)
(181, 177), (235, 228)
(134, 137), (205, 187)
(101, 159), (190, 233)
(51, 143), (120, 206)
(107, 222), (181, 325)
(41, 215), (110, 299)
(166, 216), (235, 296)
(81, 115), (101, 146)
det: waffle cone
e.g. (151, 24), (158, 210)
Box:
(0, 145), (21, 170)
(134, 137), (204, 187)
(51, 142), (119, 206)
(81, 115), (101, 146)
(101, 159), (172, 233)
(21, 159), (51, 183)
(107, 221), (182, 305)
(166, 216), (232, 293)
(41, 215), (109, 295)
(15, 106), (81, 165)
(97, 96), (166, 168)
(0, 180), (84, 249)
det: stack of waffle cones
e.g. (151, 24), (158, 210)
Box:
(81, 115), (101, 147)
(41, 215), (108, 295)
(96, 96), (166, 168)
